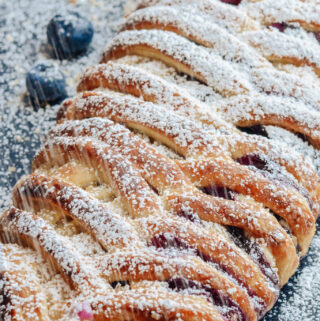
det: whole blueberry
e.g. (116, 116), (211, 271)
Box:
(26, 62), (67, 107)
(47, 11), (94, 59)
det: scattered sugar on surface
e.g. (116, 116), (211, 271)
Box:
(136, 0), (259, 33)
(0, 0), (125, 210)
(104, 29), (252, 96)
(132, 128), (184, 160)
(242, 0), (320, 28)
(1, 0), (320, 320)
(266, 126), (320, 175)
(115, 55), (222, 104)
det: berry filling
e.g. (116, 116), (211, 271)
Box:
(176, 209), (200, 222)
(150, 233), (267, 317)
(0, 285), (10, 312)
(110, 280), (128, 288)
(314, 32), (320, 44)
(270, 22), (288, 32)
(220, 0), (242, 5)
(226, 226), (280, 289)
(236, 154), (268, 170)
(150, 234), (191, 251)
(200, 185), (236, 200)
(237, 125), (269, 138)
(168, 278), (246, 321)
(236, 154), (313, 210)
(76, 303), (93, 321)
(272, 212), (300, 253)
(295, 132), (309, 143)
(270, 22), (301, 34)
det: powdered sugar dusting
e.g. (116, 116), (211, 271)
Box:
(135, 0), (260, 33)
(241, 29), (320, 75)
(103, 29), (252, 96)
(1, 0), (320, 320)
(242, 0), (320, 30)
(123, 6), (268, 69)
(0, 0), (125, 210)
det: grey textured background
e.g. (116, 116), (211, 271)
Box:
(0, 1), (319, 320)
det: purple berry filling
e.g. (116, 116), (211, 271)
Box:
(150, 234), (191, 251)
(236, 154), (313, 210)
(168, 277), (247, 321)
(295, 132), (309, 143)
(226, 226), (280, 289)
(314, 32), (320, 44)
(272, 212), (300, 253)
(201, 185), (236, 200)
(236, 154), (268, 170)
(270, 22), (301, 34)
(176, 209), (200, 222)
(110, 280), (128, 288)
(220, 0), (242, 4)
(150, 233), (268, 317)
(237, 125), (269, 138)
(270, 22), (288, 32)
(77, 303), (93, 321)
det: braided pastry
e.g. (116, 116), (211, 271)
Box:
(1, 0), (320, 320)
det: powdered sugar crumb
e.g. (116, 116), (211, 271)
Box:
(1, 0), (320, 320)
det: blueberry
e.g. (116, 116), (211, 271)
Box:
(47, 11), (94, 59)
(26, 62), (67, 107)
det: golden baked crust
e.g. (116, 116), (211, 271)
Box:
(1, 1), (320, 320)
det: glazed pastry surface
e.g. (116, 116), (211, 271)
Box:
(1, 1), (320, 320)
